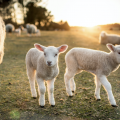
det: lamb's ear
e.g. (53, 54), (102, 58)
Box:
(106, 43), (116, 52)
(57, 44), (68, 53)
(34, 43), (46, 51)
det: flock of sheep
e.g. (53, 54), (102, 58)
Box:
(6, 23), (41, 36)
(1, 16), (120, 109)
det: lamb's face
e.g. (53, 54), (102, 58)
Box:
(107, 44), (120, 64)
(114, 46), (120, 64)
(34, 43), (68, 67)
(44, 47), (59, 67)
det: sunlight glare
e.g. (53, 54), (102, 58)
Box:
(47, 0), (120, 27)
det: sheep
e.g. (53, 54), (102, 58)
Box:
(64, 44), (120, 107)
(26, 24), (40, 36)
(0, 17), (6, 64)
(26, 44), (68, 107)
(6, 23), (15, 33)
(14, 28), (21, 36)
(99, 31), (120, 45)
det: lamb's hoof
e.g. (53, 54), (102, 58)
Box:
(111, 105), (118, 107)
(51, 105), (55, 107)
(40, 105), (44, 108)
(33, 97), (37, 99)
(69, 95), (73, 98)
(97, 99), (101, 101)
(72, 91), (74, 93)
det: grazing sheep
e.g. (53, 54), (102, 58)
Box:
(64, 44), (120, 107)
(99, 31), (120, 45)
(26, 24), (39, 36)
(6, 23), (15, 33)
(14, 28), (21, 36)
(0, 17), (6, 64)
(26, 44), (68, 107)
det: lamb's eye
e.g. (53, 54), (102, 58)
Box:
(54, 54), (57, 57)
(44, 53), (46, 56)
(118, 52), (120, 54)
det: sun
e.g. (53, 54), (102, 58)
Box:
(48, 0), (120, 27)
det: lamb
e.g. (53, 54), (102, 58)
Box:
(6, 23), (15, 33)
(26, 24), (40, 36)
(0, 17), (6, 64)
(99, 31), (120, 45)
(64, 44), (120, 107)
(26, 44), (68, 107)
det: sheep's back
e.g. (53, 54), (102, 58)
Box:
(66, 48), (112, 75)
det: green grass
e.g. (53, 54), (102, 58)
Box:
(0, 30), (120, 120)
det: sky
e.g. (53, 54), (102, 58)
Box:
(45, 0), (120, 27)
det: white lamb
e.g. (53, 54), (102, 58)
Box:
(99, 31), (120, 45)
(26, 44), (68, 107)
(6, 23), (15, 33)
(26, 24), (40, 36)
(64, 44), (120, 107)
(0, 17), (6, 64)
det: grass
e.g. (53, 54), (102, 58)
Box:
(0, 29), (120, 120)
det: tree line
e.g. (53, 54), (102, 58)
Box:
(0, 0), (70, 30)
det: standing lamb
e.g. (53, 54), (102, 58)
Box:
(26, 44), (68, 107)
(64, 44), (120, 107)
(6, 23), (15, 33)
(99, 31), (120, 45)
(0, 17), (6, 64)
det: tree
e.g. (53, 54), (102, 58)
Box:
(61, 21), (70, 30)
(0, 0), (16, 22)
(25, 2), (53, 29)
(0, 0), (13, 8)
(18, 0), (42, 22)
(48, 21), (70, 31)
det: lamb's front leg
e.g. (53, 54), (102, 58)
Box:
(98, 75), (117, 107)
(47, 79), (55, 107)
(70, 77), (76, 93)
(36, 77), (46, 107)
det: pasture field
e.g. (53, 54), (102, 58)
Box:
(0, 29), (120, 120)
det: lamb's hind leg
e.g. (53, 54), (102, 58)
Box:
(27, 67), (37, 98)
(64, 68), (77, 97)
(94, 75), (101, 100)
(65, 55), (79, 97)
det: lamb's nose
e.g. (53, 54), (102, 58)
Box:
(47, 61), (52, 66)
